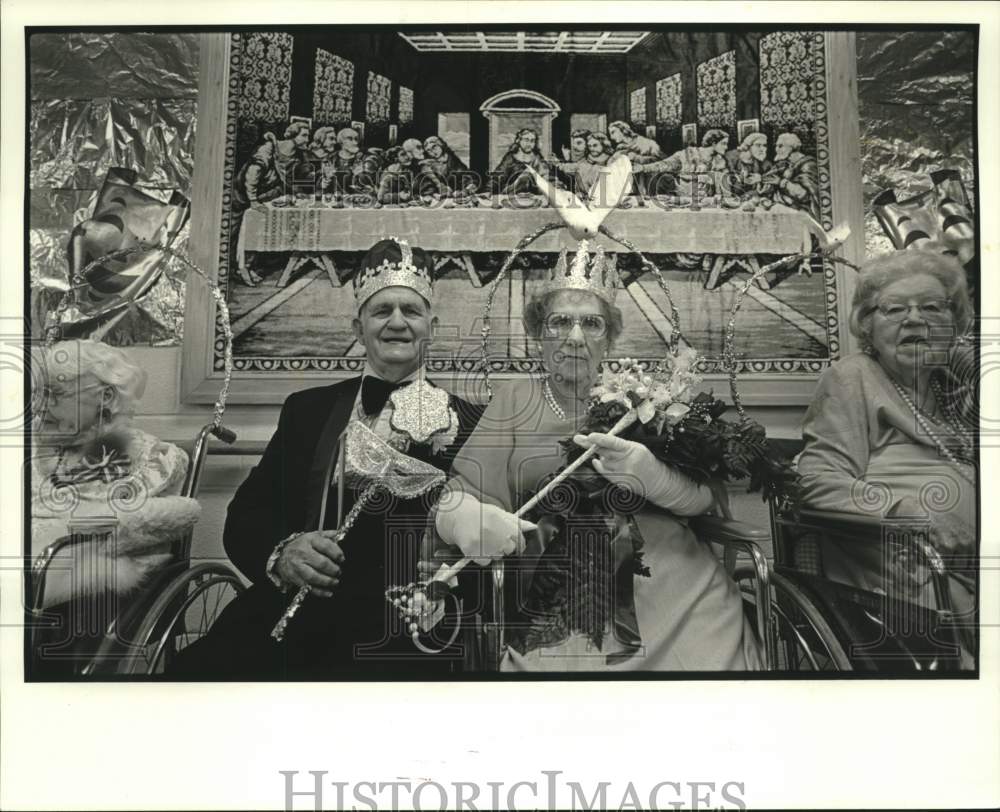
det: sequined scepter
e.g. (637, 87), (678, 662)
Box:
(270, 481), (379, 642)
(271, 420), (448, 642)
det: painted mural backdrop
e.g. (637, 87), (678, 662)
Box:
(25, 30), (977, 353)
(215, 29), (844, 380)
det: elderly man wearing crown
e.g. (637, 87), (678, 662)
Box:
(424, 239), (762, 671)
(172, 238), (483, 678)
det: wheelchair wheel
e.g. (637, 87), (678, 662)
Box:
(735, 567), (852, 671)
(105, 562), (244, 676)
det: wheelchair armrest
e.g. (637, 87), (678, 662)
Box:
(690, 515), (770, 545)
(181, 422), (238, 499)
(690, 515), (770, 585)
(33, 529), (116, 572)
(690, 515), (775, 669)
(31, 528), (116, 613)
(777, 508), (885, 539)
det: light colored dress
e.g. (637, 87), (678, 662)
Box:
(798, 353), (975, 609)
(442, 377), (763, 672)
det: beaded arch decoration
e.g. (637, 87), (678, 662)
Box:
(45, 244), (235, 431)
(479, 221), (860, 421)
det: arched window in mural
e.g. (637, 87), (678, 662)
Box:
(479, 89), (560, 170)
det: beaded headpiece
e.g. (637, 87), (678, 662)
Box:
(543, 239), (620, 305)
(353, 237), (433, 309)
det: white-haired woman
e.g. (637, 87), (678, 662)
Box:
(31, 340), (199, 667)
(428, 248), (762, 671)
(798, 249), (976, 661)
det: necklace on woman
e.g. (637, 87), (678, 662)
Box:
(930, 377), (976, 448)
(890, 378), (976, 483)
(542, 378), (568, 420)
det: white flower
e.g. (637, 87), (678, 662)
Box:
(668, 375), (695, 402)
(648, 383), (672, 407)
(600, 390), (627, 406)
(637, 399), (657, 424)
(664, 402), (691, 424)
(673, 346), (699, 371)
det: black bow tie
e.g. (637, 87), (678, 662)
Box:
(360, 376), (408, 416)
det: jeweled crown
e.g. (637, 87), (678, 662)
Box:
(544, 240), (620, 305)
(354, 237), (434, 308)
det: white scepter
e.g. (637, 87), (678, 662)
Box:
(426, 407), (638, 586)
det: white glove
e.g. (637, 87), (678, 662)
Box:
(434, 490), (538, 566)
(574, 432), (714, 516)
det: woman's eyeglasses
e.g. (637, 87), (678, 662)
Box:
(544, 312), (608, 339)
(872, 299), (952, 322)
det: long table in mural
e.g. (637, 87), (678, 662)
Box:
(237, 202), (821, 288)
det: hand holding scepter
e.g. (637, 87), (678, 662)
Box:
(425, 407), (639, 587)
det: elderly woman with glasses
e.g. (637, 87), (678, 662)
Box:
(427, 244), (762, 671)
(797, 249), (976, 656)
(31, 341), (199, 631)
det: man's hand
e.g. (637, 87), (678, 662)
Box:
(274, 531), (345, 597)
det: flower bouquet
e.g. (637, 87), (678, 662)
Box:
(501, 349), (800, 656)
(420, 347), (800, 591)
(563, 350), (801, 510)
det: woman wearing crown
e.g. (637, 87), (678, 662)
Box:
(427, 243), (762, 671)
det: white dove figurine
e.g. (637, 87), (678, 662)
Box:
(526, 154), (634, 240)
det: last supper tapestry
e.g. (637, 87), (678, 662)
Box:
(183, 29), (864, 404)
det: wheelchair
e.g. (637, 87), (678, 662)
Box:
(29, 423), (247, 677)
(454, 495), (782, 671)
(750, 501), (975, 672)
(460, 488), (975, 673)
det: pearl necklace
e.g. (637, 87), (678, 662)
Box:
(930, 377), (976, 451)
(890, 378), (975, 484)
(542, 379), (567, 420)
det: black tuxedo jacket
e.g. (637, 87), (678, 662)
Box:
(224, 376), (481, 584)
(175, 376), (483, 679)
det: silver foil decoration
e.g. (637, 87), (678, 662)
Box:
(872, 169), (975, 264)
(857, 30), (975, 258)
(29, 33), (198, 346)
(27, 31), (976, 344)
(29, 33), (199, 99)
(30, 98), (197, 191)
